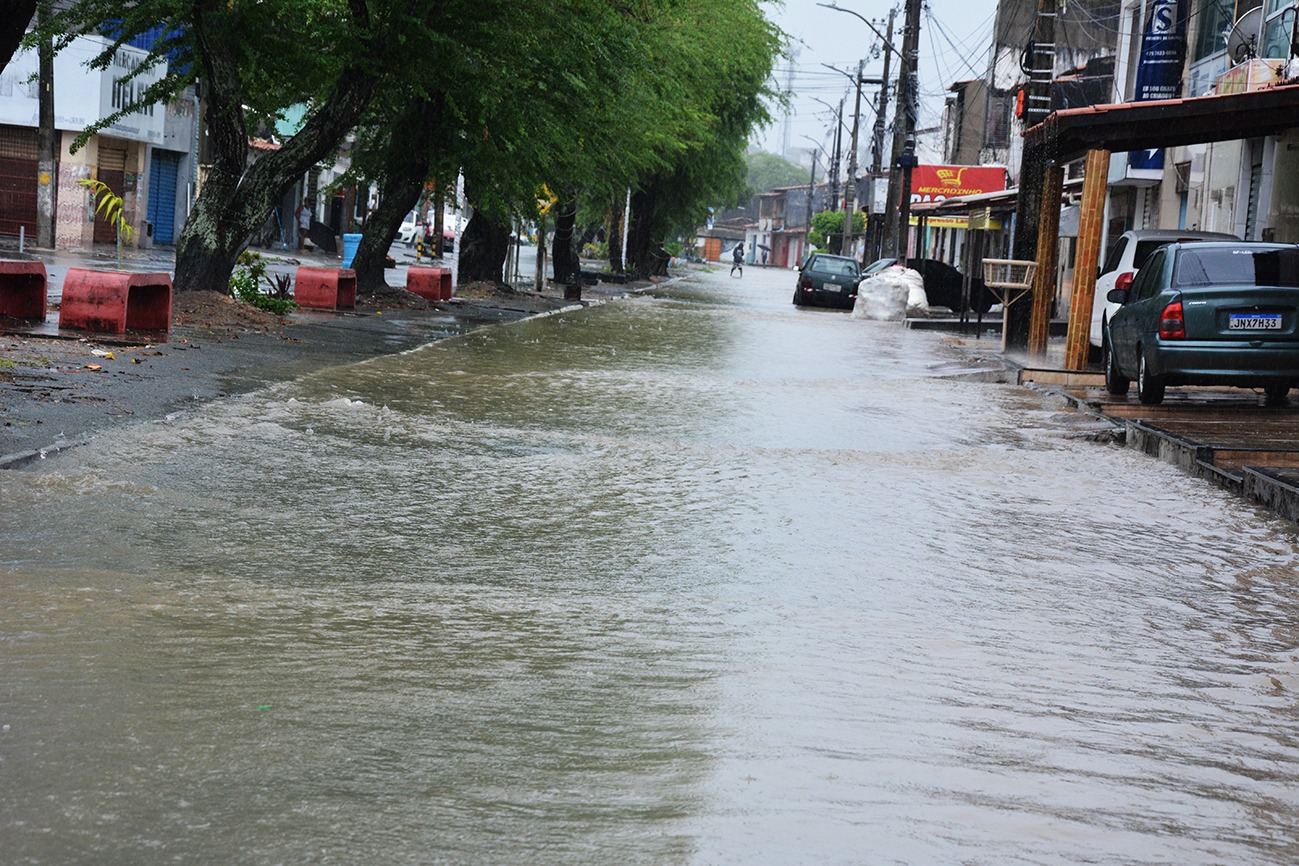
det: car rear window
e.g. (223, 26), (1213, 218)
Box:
(1173, 248), (1299, 288)
(1130, 238), (1226, 272)
(1131, 241), (1170, 271)
(811, 259), (859, 278)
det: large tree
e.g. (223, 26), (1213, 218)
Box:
(288, 0), (783, 292)
(624, 0), (781, 277)
(40, 0), (428, 293)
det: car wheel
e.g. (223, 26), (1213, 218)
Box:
(1103, 337), (1130, 396)
(1137, 350), (1165, 405)
(792, 290), (803, 306)
(1265, 382), (1290, 405)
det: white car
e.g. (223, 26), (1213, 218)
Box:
(1090, 229), (1237, 348)
(398, 208), (458, 250)
(397, 209), (421, 245)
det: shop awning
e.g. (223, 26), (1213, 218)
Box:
(1029, 83), (1299, 163)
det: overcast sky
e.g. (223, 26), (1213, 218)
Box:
(755, 0), (1003, 165)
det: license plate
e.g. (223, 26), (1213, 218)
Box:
(821, 282), (842, 292)
(1229, 313), (1282, 330)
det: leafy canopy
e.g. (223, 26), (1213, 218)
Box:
(810, 209), (865, 248)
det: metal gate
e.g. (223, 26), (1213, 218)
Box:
(0, 126), (39, 238)
(147, 149), (180, 244)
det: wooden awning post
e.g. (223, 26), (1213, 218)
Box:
(1027, 165), (1064, 355)
(1064, 149), (1111, 371)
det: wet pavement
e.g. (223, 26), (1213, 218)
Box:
(4, 263), (1299, 864)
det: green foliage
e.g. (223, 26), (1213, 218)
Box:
(229, 251), (299, 316)
(746, 152), (809, 195)
(78, 179), (133, 241)
(626, 0), (786, 251)
(33, 0), (381, 152)
(581, 240), (609, 261)
(810, 210), (866, 249)
(40, 0), (784, 288)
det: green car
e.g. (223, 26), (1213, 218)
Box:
(1105, 241), (1299, 405)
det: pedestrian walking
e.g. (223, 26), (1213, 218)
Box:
(730, 242), (744, 277)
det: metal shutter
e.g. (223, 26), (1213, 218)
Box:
(147, 150), (180, 244)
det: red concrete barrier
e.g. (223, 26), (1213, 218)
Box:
(0, 259), (48, 321)
(59, 268), (172, 334)
(406, 266), (454, 302)
(294, 266), (357, 311)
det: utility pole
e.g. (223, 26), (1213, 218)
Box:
(1005, 0), (1058, 351)
(830, 97), (843, 208)
(36, 1), (55, 250)
(803, 149), (818, 261)
(842, 60), (864, 257)
(868, 8), (895, 260)
(883, 0), (922, 260)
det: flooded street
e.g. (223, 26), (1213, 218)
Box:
(3, 265), (1299, 865)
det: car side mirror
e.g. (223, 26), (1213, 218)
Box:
(1106, 287), (1129, 304)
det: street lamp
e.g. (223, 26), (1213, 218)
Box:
(817, 2), (900, 54)
(821, 62), (883, 258)
(809, 96), (845, 206)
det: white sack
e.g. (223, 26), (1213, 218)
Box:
(852, 267), (927, 321)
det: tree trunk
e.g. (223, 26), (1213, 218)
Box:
(551, 195), (581, 286)
(352, 96), (443, 293)
(457, 208), (511, 285)
(626, 181), (657, 279)
(352, 184), (419, 296)
(172, 9), (380, 294)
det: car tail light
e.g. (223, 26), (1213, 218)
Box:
(1159, 300), (1185, 339)
(800, 277), (812, 290)
(1115, 272), (1134, 292)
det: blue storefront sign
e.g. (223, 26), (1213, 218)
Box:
(1130, 0), (1188, 171)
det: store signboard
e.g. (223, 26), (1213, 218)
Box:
(1130, 0), (1188, 171)
(0, 36), (165, 144)
(909, 165), (1007, 204)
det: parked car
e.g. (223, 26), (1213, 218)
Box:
(398, 209), (456, 250)
(860, 257), (900, 279)
(793, 254), (863, 309)
(904, 258), (998, 314)
(1104, 241), (1299, 405)
(1090, 229), (1237, 349)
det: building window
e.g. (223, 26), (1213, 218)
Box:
(1193, 0), (1235, 60)
(1263, 2), (1296, 57)
(983, 91), (1012, 150)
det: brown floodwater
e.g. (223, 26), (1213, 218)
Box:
(3, 266), (1298, 865)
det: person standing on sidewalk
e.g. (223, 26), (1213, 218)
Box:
(296, 200), (313, 251)
(730, 242), (744, 277)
